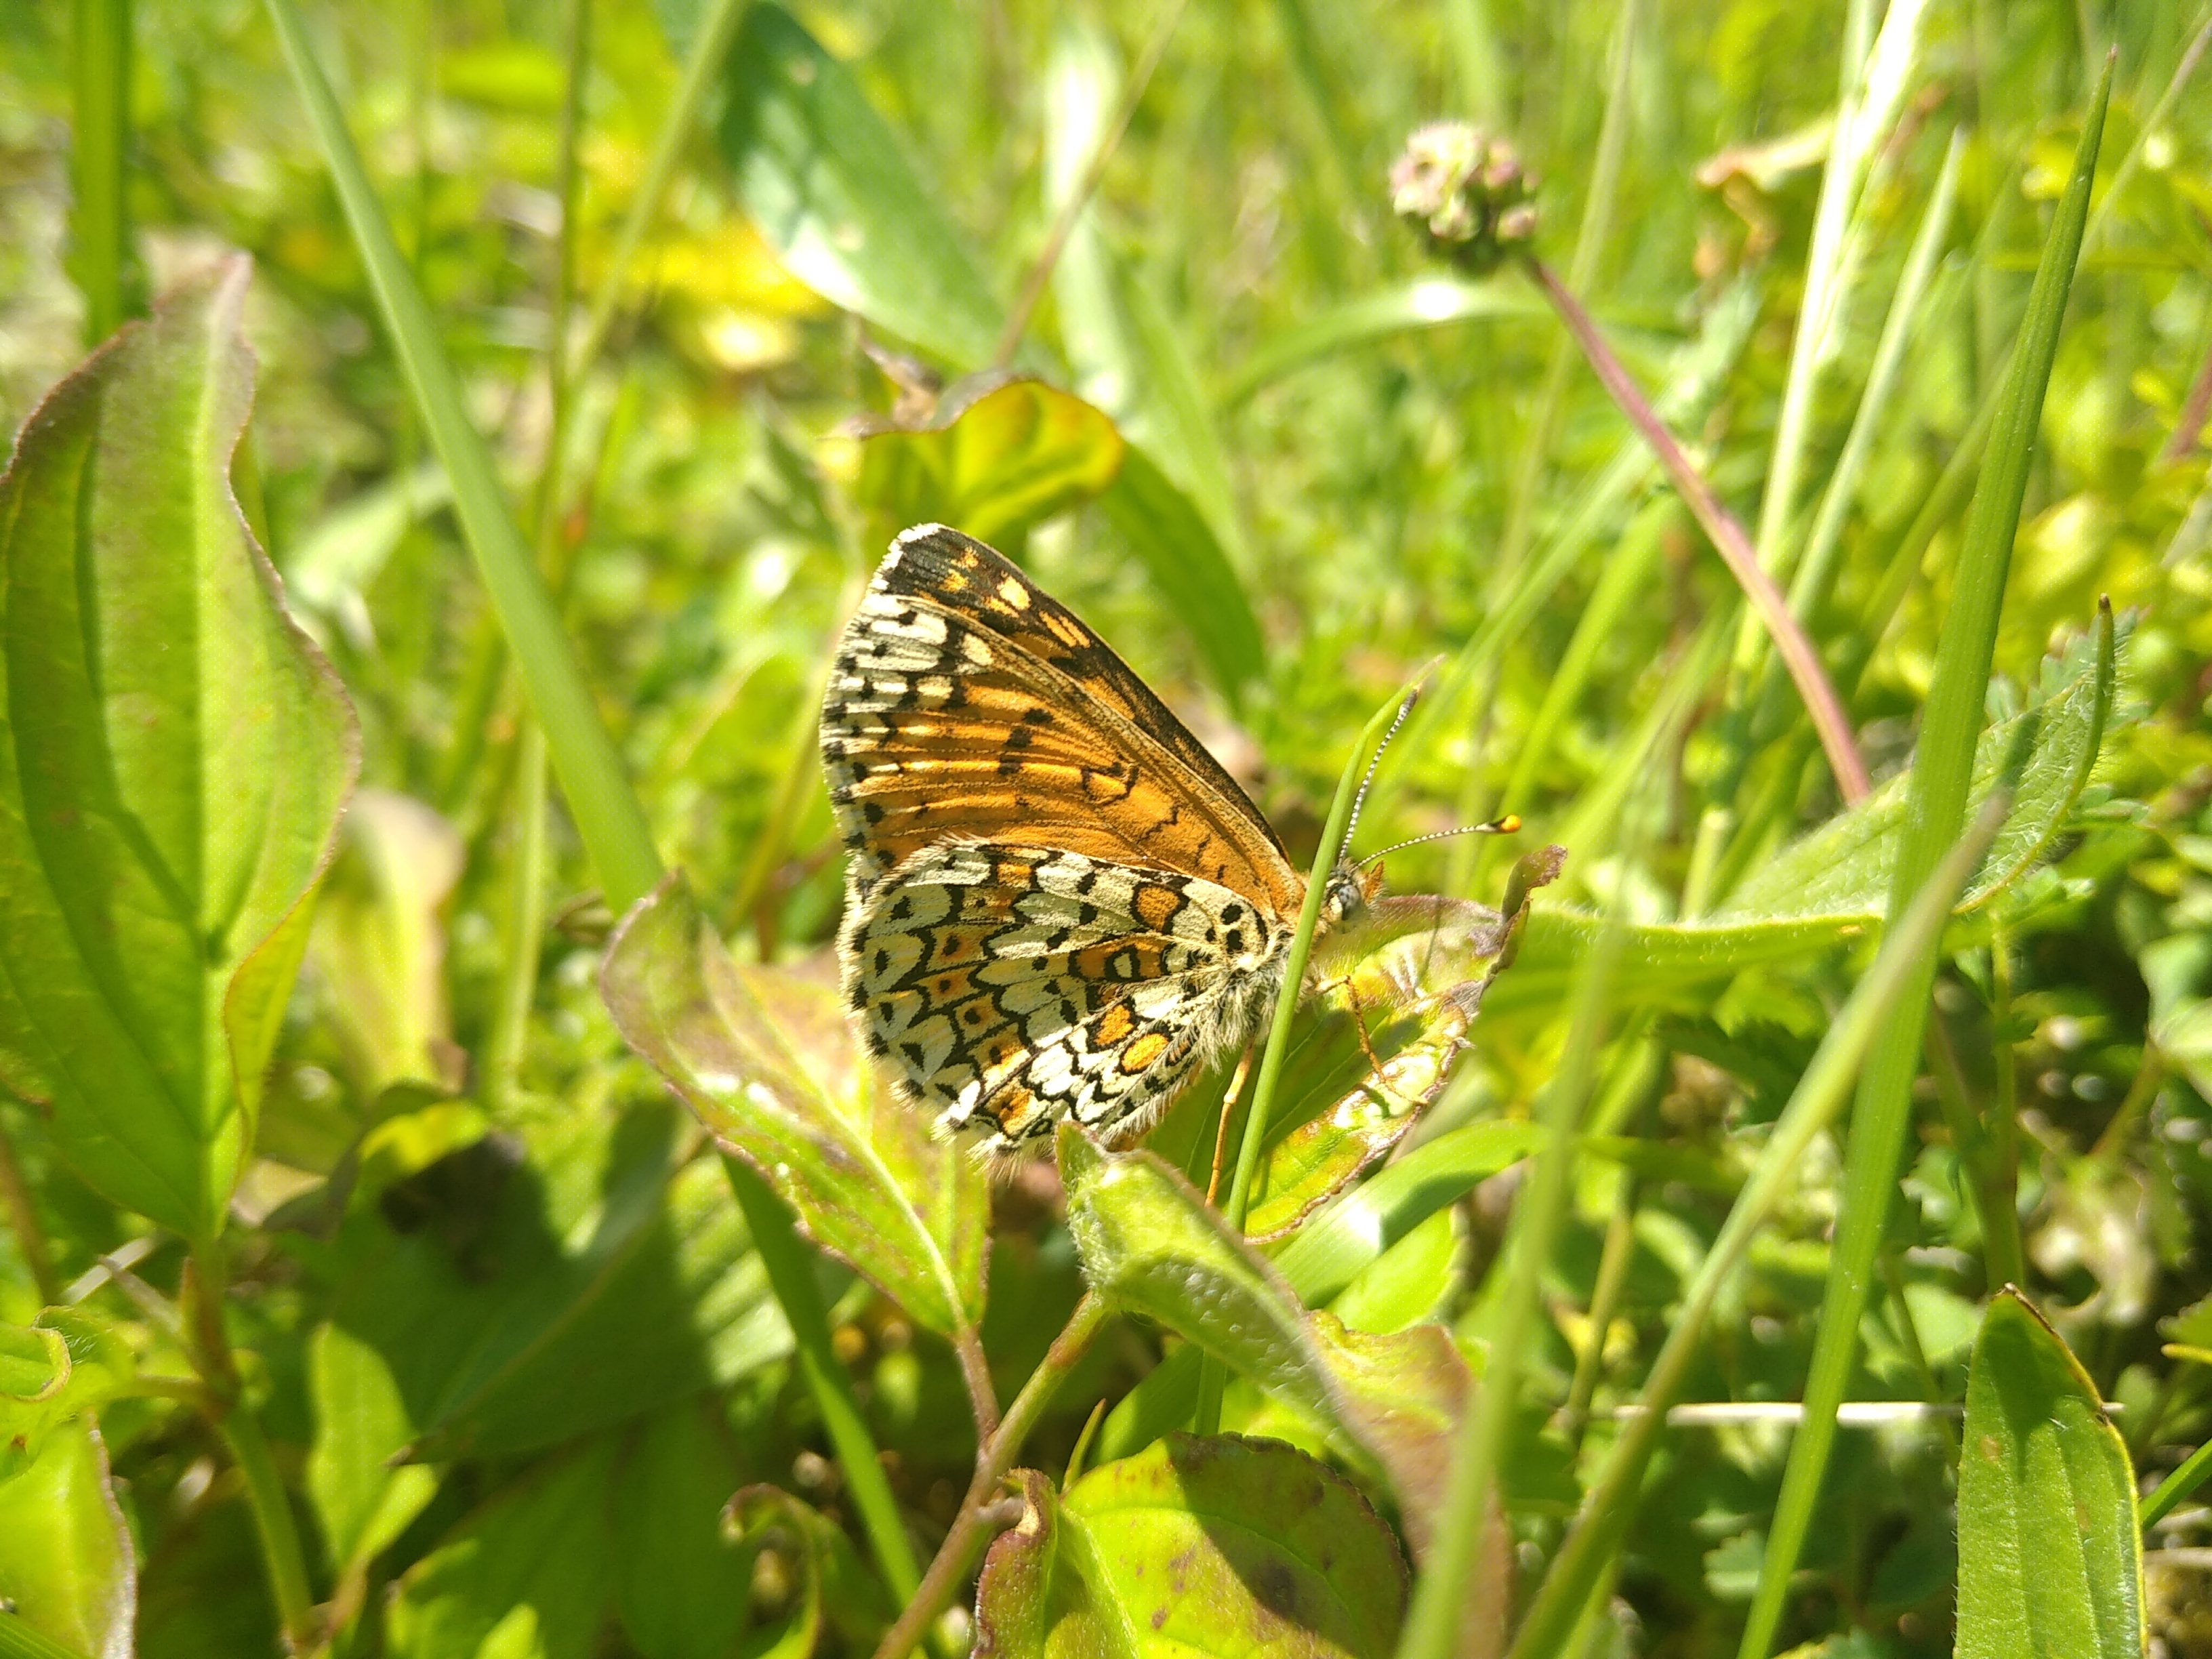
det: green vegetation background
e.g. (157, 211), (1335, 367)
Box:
(1, 0), (2210, 1655)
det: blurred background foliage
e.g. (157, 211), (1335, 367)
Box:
(2, 0), (2211, 1654)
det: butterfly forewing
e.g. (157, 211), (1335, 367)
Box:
(821, 524), (1311, 1154)
(821, 525), (1299, 909)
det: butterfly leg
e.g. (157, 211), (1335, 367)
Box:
(1343, 982), (1429, 1113)
(1205, 1046), (1256, 1207)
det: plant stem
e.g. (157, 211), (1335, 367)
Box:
(869, 1295), (1109, 1659)
(186, 1241), (321, 1656)
(1744, 0), (1881, 588)
(489, 0), (591, 1109)
(1923, 1010), (2021, 1289)
(1521, 254), (1870, 804)
(1401, 910), (1622, 1659)
(717, 1155), (926, 1611)
(1487, 0), (1641, 602)
(1563, 1166), (1638, 1442)
(1194, 681), (1421, 1435)
(70, 0), (133, 344)
(571, 0), (751, 383)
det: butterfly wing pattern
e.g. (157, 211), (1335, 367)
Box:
(821, 524), (1317, 1155)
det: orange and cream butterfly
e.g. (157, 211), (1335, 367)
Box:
(820, 525), (1431, 1158)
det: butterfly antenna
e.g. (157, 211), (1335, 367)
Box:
(1355, 817), (1521, 871)
(1345, 687), (1421, 855)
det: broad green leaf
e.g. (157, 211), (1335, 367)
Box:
(1719, 611), (2119, 925)
(1330, 1205), (1459, 1334)
(1957, 1289), (2143, 1659)
(1059, 1126), (1467, 1553)
(0, 1418), (134, 1659)
(306, 789), (466, 1103)
(331, 1103), (790, 1460)
(602, 875), (989, 1340)
(846, 376), (1125, 549)
(975, 1437), (1408, 1656)
(716, 5), (1002, 366)
(1273, 1119), (1547, 1307)
(387, 1443), (616, 1659)
(1094, 446), (1266, 705)
(0, 258), (359, 1240)
(610, 1404), (747, 1659)
(306, 1323), (436, 1584)
(1493, 615), (2121, 1019)
(1244, 847), (1562, 1237)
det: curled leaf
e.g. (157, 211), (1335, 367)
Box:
(844, 375), (1126, 549)
(1241, 844), (1564, 1237)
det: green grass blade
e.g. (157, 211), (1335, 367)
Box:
(573, 0), (750, 380)
(1780, 127), (1965, 651)
(1734, 54), (2114, 1659)
(1396, 887), (1625, 1659)
(266, 0), (664, 914)
(2140, 1432), (2212, 1529)
(1193, 680), (1416, 1435)
(68, 0), (135, 343)
(1509, 796), (2003, 1658)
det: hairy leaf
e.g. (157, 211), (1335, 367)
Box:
(602, 874), (989, 1340)
(0, 259), (358, 1238)
(976, 1437), (1407, 1657)
(1957, 1289), (2143, 1659)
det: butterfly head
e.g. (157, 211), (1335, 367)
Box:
(1319, 859), (1387, 928)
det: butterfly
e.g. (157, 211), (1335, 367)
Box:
(820, 524), (1396, 1158)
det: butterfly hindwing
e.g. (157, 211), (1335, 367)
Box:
(842, 840), (1290, 1152)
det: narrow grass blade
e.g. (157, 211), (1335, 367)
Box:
(1748, 0), (1928, 582)
(2141, 1433), (2212, 1529)
(573, 0), (749, 379)
(68, 0), (136, 343)
(1734, 54), (2114, 1659)
(1193, 680), (1418, 1434)
(1509, 796), (2003, 1658)
(1396, 883), (1624, 1659)
(266, 0), (664, 914)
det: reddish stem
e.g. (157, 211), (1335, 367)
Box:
(1524, 254), (1872, 802)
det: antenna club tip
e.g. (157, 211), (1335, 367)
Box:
(1494, 813), (1521, 834)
